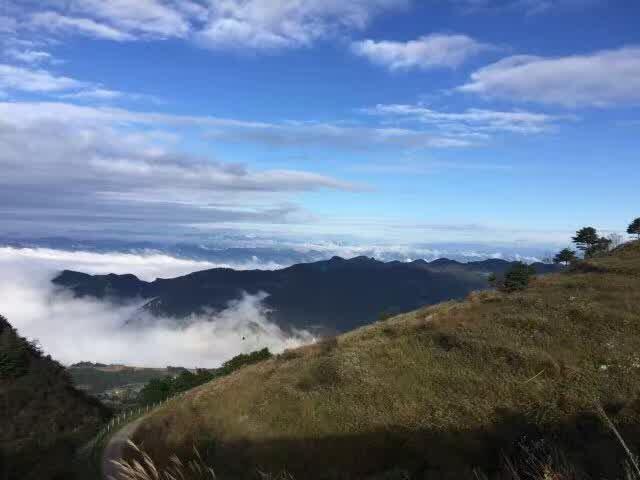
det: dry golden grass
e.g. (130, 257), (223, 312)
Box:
(130, 242), (640, 479)
(110, 440), (216, 480)
(579, 240), (640, 276)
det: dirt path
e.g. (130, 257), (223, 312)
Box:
(102, 416), (146, 480)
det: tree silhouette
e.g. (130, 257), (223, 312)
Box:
(572, 227), (599, 253)
(586, 237), (612, 258)
(628, 218), (640, 240)
(553, 248), (577, 266)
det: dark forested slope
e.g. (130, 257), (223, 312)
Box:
(0, 315), (109, 480)
(53, 256), (559, 331)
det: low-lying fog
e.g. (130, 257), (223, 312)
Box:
(0, 247), (313, 368)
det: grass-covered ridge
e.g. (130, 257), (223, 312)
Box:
(130, 242), (640, 479)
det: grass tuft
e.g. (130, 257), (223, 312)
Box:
(110, 440), (216, 480)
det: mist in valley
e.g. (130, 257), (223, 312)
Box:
(0, 247), (313, 368)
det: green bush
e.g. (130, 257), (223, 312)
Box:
(139, 369), (215, 405)
(502, 262), (536, 292)
(139, 349), (273, 405)
(218, 348), (272, 376)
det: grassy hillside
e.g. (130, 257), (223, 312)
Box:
(130, 242), (640, 479)
(0, 316), (110, 480)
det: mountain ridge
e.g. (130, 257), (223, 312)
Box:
(53, 256), (559, 332)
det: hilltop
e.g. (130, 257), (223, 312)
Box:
(127, 242), (640, 479)
(0, 316), (109, 479)
(52, 256), (558, 332)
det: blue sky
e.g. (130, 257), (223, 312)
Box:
(1, 0), (639, 249)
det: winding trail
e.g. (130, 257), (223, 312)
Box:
(102, 416), (146, 480)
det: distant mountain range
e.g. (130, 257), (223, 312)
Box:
(1, 235), (555, 265)
(53, 256), (560, 332)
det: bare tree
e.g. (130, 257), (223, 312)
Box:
(607, 233), (625, 249)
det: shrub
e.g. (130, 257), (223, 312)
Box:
(487, 263), (536, 293)
(218, 348), (272, 376)
(502, 262), (536, 293)
(139, 349), (273, 405)
(139, 369), (217, 405)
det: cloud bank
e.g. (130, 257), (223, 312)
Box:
(0, 64), (86, 93)
(458, 47), (640, 107)
(0, 247), (312, 368)
(0, 101), (359, 235)
(8, 0), (408, 51)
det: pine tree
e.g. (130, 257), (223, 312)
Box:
(502, 262), (536, 292)
(572, 227), (599, 253)
(553, 248), (577, 266)
(628, 217), (640, 240)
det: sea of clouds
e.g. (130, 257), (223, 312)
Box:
(0, 247), (313, 368)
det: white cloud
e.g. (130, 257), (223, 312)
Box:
(0, 247), (312, 367)
(0, 64), (151, 104)
(60, 87), (126, 100)
(30, 11), (134, 41)
(0, 64), (86, 92)
(65, 0), (192, 38)
(4, 49), (52, 64)
(59, 87), (161, 104)
(21, 0), (408, 51)
(457, 46), (640, 107)
(351, 34), (492, 71)
(195, 0), (408, 50)
(0, 64), (160, 103)
(367, 103), (572, 134)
